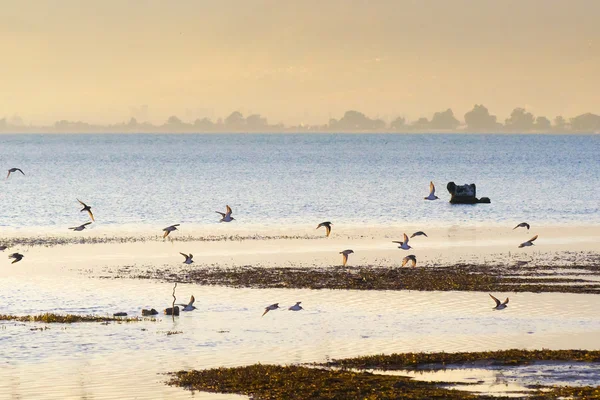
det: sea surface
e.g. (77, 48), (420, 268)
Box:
(1, 133), (599, 399)
(1, 133), (598, 229)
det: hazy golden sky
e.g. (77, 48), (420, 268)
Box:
(1, 0), (599, 125)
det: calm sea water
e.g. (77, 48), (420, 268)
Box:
(2, 274), (600, 399)
(1, 133), (598, 229)
(1, 133), (599, 399)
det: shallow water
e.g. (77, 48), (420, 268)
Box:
(1, 133), (600, 399)
(376, 362), (600, 397)
(1, 134), (598, 228)
(2, 271), (600, 399)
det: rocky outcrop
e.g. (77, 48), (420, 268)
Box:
(446, 182), (491, 204)
(164, 306), (180, 316)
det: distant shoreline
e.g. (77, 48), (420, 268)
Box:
(0, 130), (598, 135)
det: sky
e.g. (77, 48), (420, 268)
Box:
(1, 0), (599, 125)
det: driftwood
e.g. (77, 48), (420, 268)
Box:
(164, 283), (179, 318)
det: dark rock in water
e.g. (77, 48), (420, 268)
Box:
(446, 182), (491, 204)
(164, 306), (180, 316)
(113, 312), (128, 317)
(142, 308), (159, 316)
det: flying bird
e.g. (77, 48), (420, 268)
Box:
(8, 253), (24, 264)
(392, 233), (412, 250)
(162, 224), (180, 238)
(289, 302), (303, 311)
(177, 295), (197, 311)
(180, 252), (194, 264)
(216, 205), (235, 222)
(424, 181), (439, 200)
(317, 221), (332, 237)
(69, 222), (92, 231)
(77, 199), (95, 221)
(513, 222), (530, 231)
(262, 303), (280, 317)
(410, 231), (428, 238)
(340, 249), (354, 267)
(402, 254), (417, 267)
(489, 294), (509, 310)
(518, 234), (538, 248)
(6, 168), (25, 179)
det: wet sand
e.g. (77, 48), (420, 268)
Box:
(2, 223), (599, 276)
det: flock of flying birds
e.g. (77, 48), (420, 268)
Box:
(3, 172), (537, 314)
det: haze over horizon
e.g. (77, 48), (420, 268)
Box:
(2, 0), (599, 125)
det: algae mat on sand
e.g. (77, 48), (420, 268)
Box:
(169, 350), (600, 399)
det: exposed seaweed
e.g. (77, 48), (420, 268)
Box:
(0, 313), (155, 323)
(2, 233), (323, 248)
(168, 350), (600, 399)
(168, 361), (600, 399)
(318, 349), (600, 371)
(113, 261), (600, 294)
(538, 386), (600, 399)
(168, 364), (490, 400)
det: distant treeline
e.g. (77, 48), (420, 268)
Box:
(1, 105), (599, 133)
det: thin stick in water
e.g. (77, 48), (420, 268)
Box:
(172, 282), (177, 322)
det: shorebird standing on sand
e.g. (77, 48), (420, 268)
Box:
(6, 168), (25, 179)
(424, 181), (439, 200)
(518, 235), (538, 248)
(8, 253), (24, 264)
(77, 199), (95, 221)
(513, 222), (530, 231)
(410, 231), (428, 238)
(69, 222), (92, 231)
(177, 295), (197, 311)
(402, 255), (417, 267)
(162, 224), (180, 238)
(489, 294), (509, 310)
(340, 249), (354, 267)
(180, 252), (194, 264)
(262, 303), (279, 317)
(289, 302), (303, 311)
(317, 221), (332, 237)
(0, 245), (8, 251)
(393, 234), (412, 250)
(216, 205), (235, 222)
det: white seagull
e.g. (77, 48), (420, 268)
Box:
(177, 295), (197, 311)
(392, 233), (412, 250)
(401, 254), (417, 267)
(289, 302), (303, 311)
(216, 205), (235, 222)
(424, 181), (439, 200)
(180, 252), (194, 264)
(513, 222), (530, 231)
(518, 235), (538, 248)
(163, 224), (180, 238)
(489, 294), (509, 310)
(69, 222), (92, 231)
(8, 253), (24, 264)
(262, 303), (279, 317)
(340, 249), (354, 267)
(6, 168), (25, 179)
